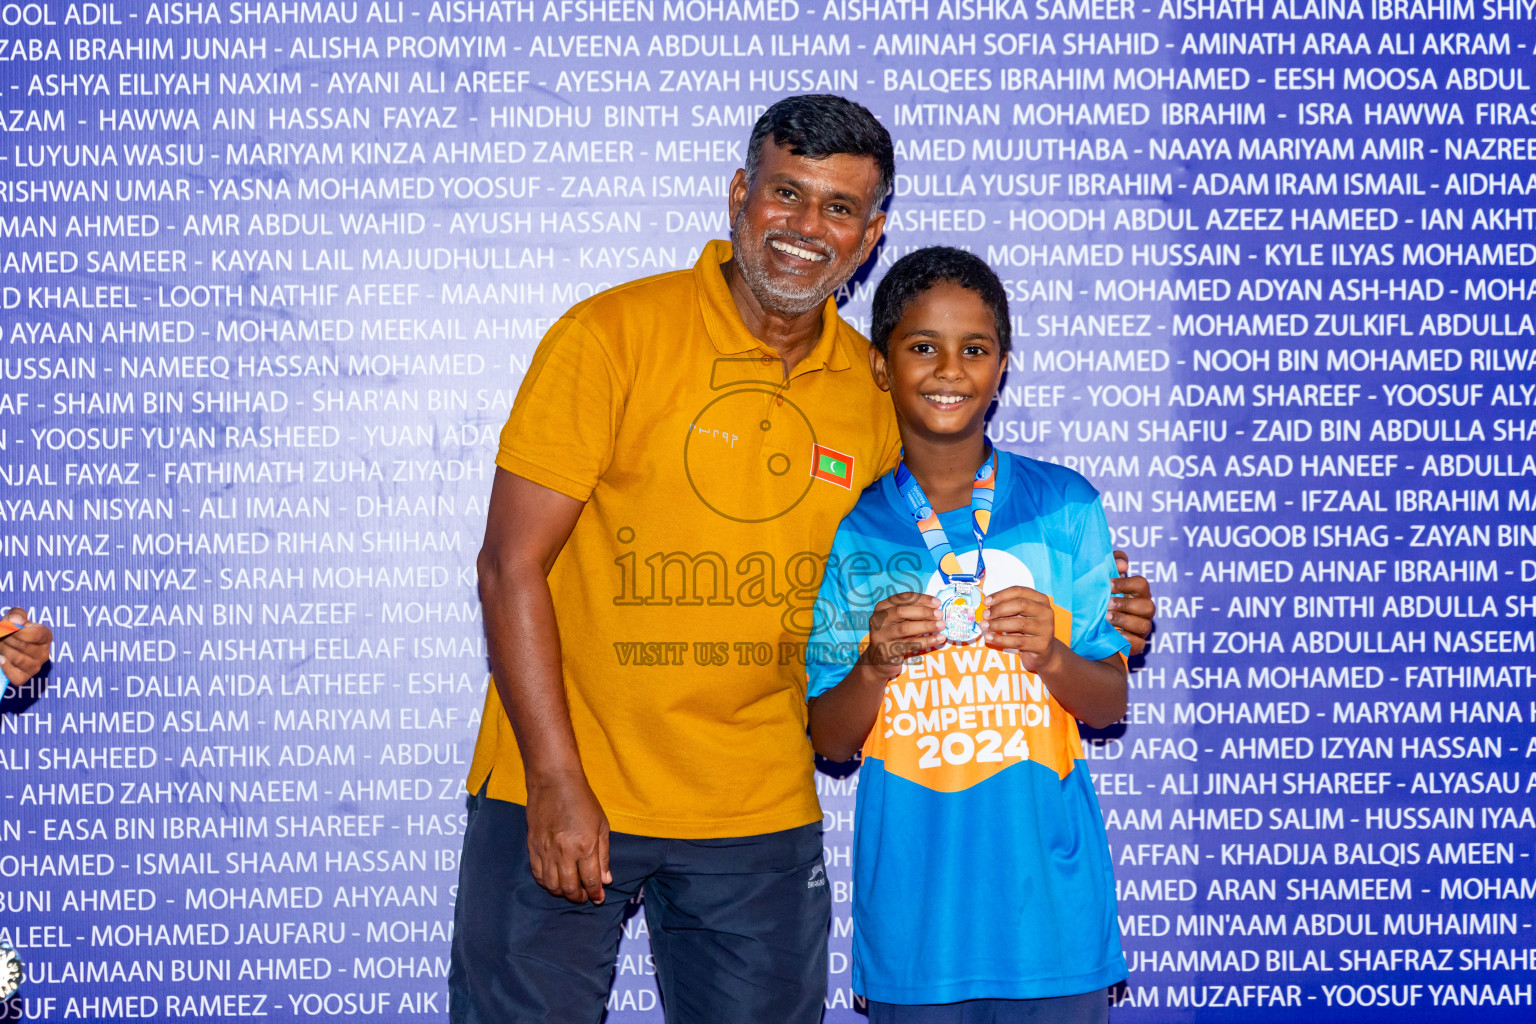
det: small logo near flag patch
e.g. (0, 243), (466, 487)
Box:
(810, 443), (854, 489)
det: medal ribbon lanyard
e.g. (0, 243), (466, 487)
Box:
(894, 448), (997, 584)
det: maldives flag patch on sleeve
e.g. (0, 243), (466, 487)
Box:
(810, 443), (854, 488)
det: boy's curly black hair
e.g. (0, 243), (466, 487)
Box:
(869, 246), (1011, 360)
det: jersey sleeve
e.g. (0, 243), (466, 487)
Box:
(495, 316), (626, 502)
(806, 526), (869, 701)
(1068, 493), (1133, 663)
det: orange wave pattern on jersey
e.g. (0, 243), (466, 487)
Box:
(863, 604), (1080, 792)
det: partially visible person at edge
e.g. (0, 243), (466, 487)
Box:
(2, 608), (55, 999)
(1, 608), (51, 694)
(449, 94), (1157, 1024)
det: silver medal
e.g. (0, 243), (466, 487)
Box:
(936, 580), (983, 644)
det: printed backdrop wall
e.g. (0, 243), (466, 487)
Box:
(1, 0), (1534, 1020)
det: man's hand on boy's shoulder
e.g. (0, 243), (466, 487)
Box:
(1110, 551), (1156, 657)
(861, 592), (943, 679)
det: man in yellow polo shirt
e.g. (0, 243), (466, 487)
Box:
(449, 96), (1155, 1024)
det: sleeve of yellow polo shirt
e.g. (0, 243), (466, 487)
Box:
(877, 422), (903, 477)
(496, 316), (627, 501)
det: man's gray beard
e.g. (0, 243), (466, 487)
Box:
(730, 208), (858, 317)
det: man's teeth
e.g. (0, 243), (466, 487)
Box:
(771, 240), (827, 262)
(928, 395), (966, 405)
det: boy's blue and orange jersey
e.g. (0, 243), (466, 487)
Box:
(807, 451), (1130, 1004)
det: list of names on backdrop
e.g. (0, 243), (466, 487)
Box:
(1, 0), (1534, 1019)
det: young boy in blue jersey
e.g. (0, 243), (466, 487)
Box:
(806, 247), (1129, 1024)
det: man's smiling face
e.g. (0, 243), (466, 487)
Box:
(727, 141), (887, 317)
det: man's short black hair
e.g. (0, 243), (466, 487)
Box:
(744, 94), (895, 208)
(870, 246), (1012, 360)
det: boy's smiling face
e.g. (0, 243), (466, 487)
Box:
(869, 281), (1004, 445)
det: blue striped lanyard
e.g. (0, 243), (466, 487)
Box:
(893, 449), (997, 585)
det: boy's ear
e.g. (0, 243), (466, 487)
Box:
(868, 345), (890, 392)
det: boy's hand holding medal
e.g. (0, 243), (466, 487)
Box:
(860, 593), (944, 680)
(980, 587), (1067, 676)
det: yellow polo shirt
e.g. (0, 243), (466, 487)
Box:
(468, 240), (901, 838)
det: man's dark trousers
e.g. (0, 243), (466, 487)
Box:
(449, 787), (831, 1024)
